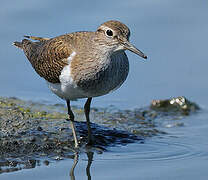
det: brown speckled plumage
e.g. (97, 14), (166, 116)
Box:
(13, 21), (146, 86)
(14, 35), (74, 83)
(13, 20), (147, 147)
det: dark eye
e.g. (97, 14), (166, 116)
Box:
(106, 29), (113, 37)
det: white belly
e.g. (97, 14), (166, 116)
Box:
(47, 81), (87, 100)
(47, 51), (87, 100)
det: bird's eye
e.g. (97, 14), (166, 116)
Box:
(106, 29), (113, 37)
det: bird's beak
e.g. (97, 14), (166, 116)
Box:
(123, 41), (147, 59)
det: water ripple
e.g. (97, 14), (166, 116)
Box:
(104, 138), (207, 162)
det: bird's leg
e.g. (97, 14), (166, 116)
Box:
(84, 98), (93, 145)
(66, 100), (78, 148)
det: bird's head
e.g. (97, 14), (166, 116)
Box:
(96, 20), (147, 59)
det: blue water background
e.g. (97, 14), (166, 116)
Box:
(1, 0), (207, 109)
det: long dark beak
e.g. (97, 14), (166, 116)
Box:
(123, 41), (147, 59)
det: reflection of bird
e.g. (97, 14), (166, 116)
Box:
(13, 20), (147, 148)
(69, 151), (94, 180)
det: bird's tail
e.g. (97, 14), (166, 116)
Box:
(13, 41), (23, 49)
(13, 39), (33, 49)
(13, 35), (50, 49)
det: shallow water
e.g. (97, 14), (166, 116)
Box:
(1, 0), (208, 179)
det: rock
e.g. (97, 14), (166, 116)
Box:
(150, 96), (199, 115)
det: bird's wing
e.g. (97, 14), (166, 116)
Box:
(21, 34), (75, 83)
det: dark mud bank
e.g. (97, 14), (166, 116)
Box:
(0, 96), (199, 173)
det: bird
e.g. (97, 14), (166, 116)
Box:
(13, 20), (147, 148)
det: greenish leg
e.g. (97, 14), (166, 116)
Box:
(84, 97), (93, 145)
(66, 100), (78, 148)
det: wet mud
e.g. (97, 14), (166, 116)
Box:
(0, 96), (199, 173)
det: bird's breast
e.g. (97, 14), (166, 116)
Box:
(73, 51), (130, 97)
